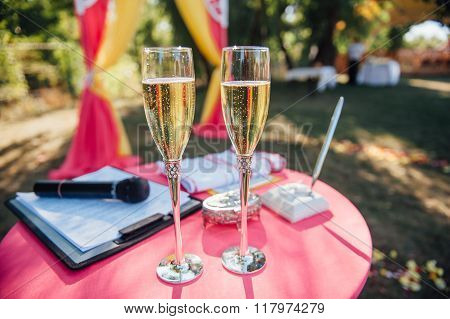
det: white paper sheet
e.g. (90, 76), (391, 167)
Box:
(16, 166), (190, 252)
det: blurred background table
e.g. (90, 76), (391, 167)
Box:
(0, 168), (372, 298)
(357, 58), (401, 86)
(285, 66), (337, 92)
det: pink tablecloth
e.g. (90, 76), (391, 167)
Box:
(0, 167), (372, 298)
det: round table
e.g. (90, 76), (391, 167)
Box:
(0, 168), (372, 298)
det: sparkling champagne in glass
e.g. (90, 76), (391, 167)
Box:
(142, 47), (203, 283)
(221, 46), (270, 274)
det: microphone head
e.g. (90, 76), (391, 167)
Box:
(115, 177), (150, 203)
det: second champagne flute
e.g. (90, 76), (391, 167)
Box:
(142, 47), (203, 283)
(220, 46), (271, 274)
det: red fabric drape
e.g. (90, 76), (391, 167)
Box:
(192, 0), (229, 139)
(207, 2), (228, 50)
(49, 0), (138, 179)
(78, 0), (108, 68)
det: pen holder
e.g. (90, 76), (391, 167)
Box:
(202, 190), (261, 229)
(261, 183), (329, 223)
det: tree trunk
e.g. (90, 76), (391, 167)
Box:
(274, 0), (294, 69)
(313, 6), (338, 66)
(249, 0), (268, 45)
(249, 6), (262, 44)
(278, 34), (294, 69)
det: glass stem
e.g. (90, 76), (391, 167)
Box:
(165, 160), (184, 265)
(237, 155), (252, 257)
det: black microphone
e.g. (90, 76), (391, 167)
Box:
(33, 177), (150, 203)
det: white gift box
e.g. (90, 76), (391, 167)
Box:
(261, 183), (329, 223)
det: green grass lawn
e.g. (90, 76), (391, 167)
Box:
(263, 79), (450, 298)
(1, 77), (449, 298)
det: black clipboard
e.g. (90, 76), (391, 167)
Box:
(4, 190), (202, 270)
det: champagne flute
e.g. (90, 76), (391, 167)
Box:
(220, 46), (270, 274)
(142, 47), (203, 283)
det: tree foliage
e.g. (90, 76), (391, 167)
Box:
(0, 0), (81, 98)
(0, 0), (447, 101)
(0, 0), (74, 40)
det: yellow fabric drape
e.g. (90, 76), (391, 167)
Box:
(92, 0), (145, 156)
(201, 68), (221, 123)
(175, 0), (222, 123)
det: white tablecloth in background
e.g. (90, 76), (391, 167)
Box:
(357, 58), (400, 86)
(285, 66), (337, 92)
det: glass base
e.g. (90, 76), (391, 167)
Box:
(156, 253), (203, 284)
(221, 246), (266, 274)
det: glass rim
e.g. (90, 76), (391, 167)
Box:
(143, 46), (192, 53)
(222, 45), (269, 52)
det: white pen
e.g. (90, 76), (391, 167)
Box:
(310, 96), (344, 194)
